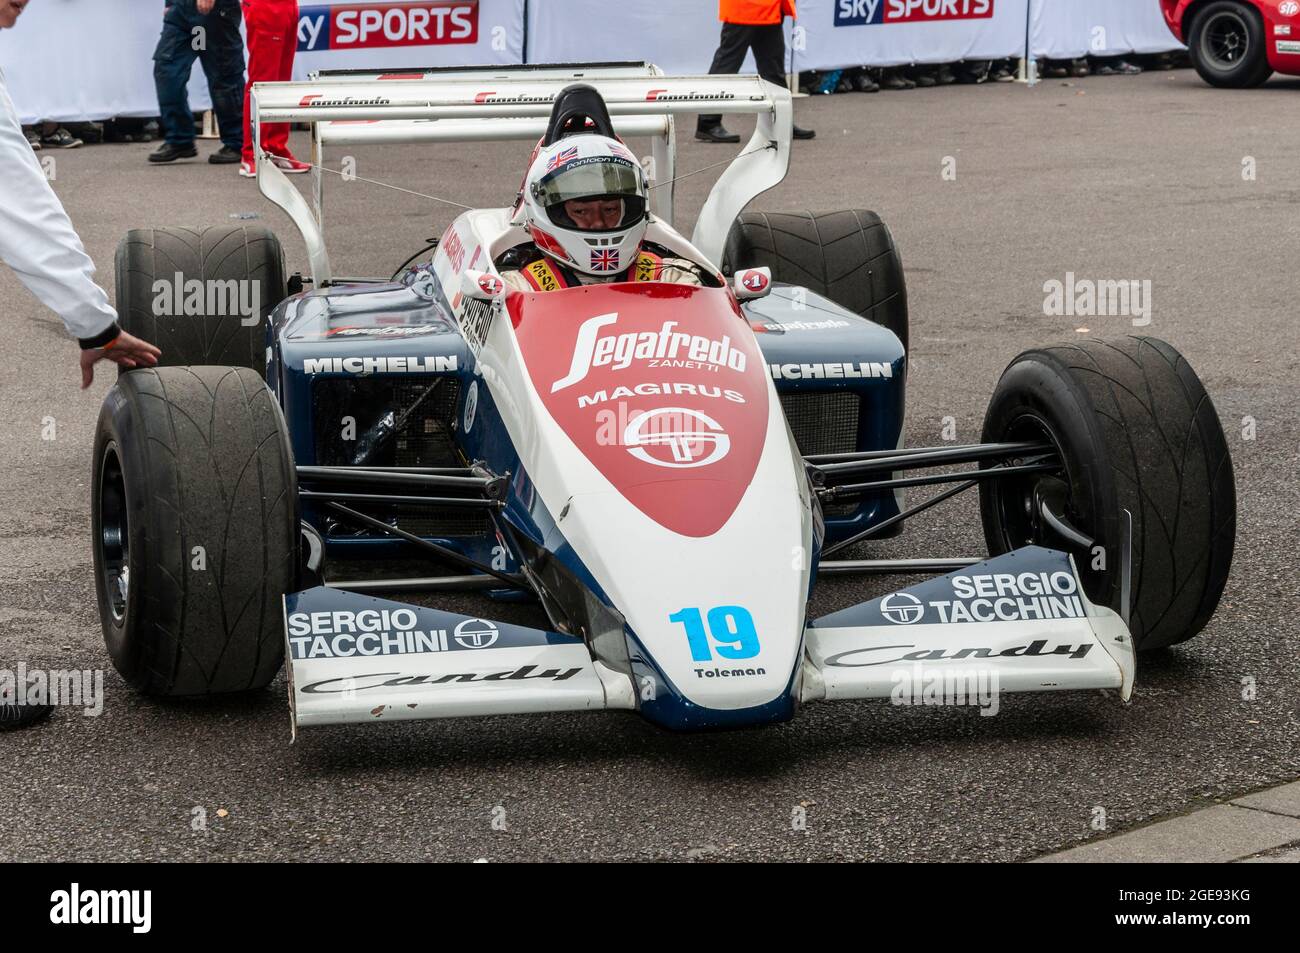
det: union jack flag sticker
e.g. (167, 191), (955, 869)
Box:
(591, 248), (619, 271)
(546, 145), (579, 172)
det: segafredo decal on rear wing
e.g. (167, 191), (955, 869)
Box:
(801, 547), (1136, 705)
(284, 587), (635, 735)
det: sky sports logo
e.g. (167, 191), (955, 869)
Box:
(298, 1), (478, 52)
(834, 0), (993, 26)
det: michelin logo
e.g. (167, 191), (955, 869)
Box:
(769, 362), (893, 380)
(303, 355), (458, 374)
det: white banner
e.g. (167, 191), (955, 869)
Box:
(525, 1), (786, 76)
(0, 0), (524, 125)
(1029, 0), (1184, 60)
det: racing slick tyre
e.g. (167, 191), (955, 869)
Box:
(1187, 1), (1273, 89)
(979, 337), (1235, 652)
(721, 210), (909, 353)
(92, 366), (298, 696)
(114, 225), (287, 376)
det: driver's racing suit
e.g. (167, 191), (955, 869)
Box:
(502, 241), (703, 292)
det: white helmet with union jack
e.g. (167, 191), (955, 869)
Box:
(521, 134), (649, 278)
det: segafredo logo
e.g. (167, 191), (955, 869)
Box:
(623, 406), (730, 468)
(551, 312), (747, 392)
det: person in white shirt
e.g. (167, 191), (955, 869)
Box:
(0, 0), (160, 389)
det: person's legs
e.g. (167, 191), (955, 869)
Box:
(152, 3), (200, 147)
(749, 23), (787, 89)
(697, 23), (752, 134)
(263, 0), (300, 159)
(242, 0), (273, 166)
(200, 1), (246, 154)
(750, 23), (814, 139)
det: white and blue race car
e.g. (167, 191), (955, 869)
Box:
(91, 65), (1235, 734)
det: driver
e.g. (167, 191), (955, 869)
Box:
(501, 134), (704, 292)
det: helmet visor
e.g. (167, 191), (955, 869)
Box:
(533, 158), (645, 230)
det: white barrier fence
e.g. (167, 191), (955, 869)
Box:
(0, 0), (525, 125)
(0, 0), (1182, 124)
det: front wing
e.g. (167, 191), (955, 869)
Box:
(284, 547), (1134, 734)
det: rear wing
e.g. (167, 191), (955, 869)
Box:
(249, 65), (792, 285)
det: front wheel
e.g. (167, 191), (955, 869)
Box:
(1188, 1), (1273, 88)
(92, 366), (298, 696)
(979, 337), (1235, 651)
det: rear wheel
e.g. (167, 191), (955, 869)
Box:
(1188, 1), (1272, 88)
(722, 210), (909, 352)
(979, 337), (1235, 651)
(114, 225), (287, 375)
(93, 366), (298, 696)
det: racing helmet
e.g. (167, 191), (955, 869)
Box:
(521, 134), (649, 278)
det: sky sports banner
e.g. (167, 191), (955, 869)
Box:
(799, 0), (1030, 70)
(293, 0), (524, 70)
(528, 0), (1027, 74)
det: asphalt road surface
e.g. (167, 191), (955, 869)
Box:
(2, 68), (1297, 862)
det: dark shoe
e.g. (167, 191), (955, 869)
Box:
(209, 145), (241, 164)
(695, 124), (740, 144)
(41, 126), (83, 149)
(914, 68), (937, 88)
(937, 64), (957, 85)
(1071, 58), (1090, 77)
(852, 70), (879, 93)
(0, 702), (54, 731)
(793, 125), (815, 140)
(1113, 59), (1142, 75)
(881, 69), (915, 90)
(24, 127), (41, 151)
(148, 142), (198, 163)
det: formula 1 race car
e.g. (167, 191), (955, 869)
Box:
(91, 64), (1236, 734)
(1162, 0), (1300, 87)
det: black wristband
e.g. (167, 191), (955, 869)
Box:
(78, 322), (121, 350)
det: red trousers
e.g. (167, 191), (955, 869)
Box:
(241, 0), (300, 166)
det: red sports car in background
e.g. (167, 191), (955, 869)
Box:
(1162, 0), (1300, 85)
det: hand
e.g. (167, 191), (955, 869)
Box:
(80, 331), (162, 390)
(197, 0), (215, 14)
